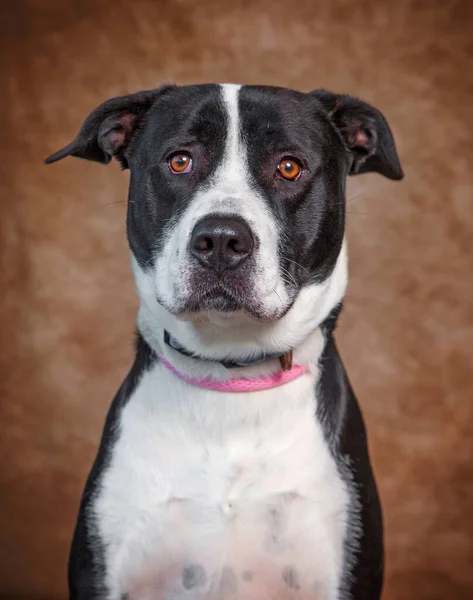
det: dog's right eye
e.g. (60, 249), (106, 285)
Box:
(168, 153), (193, 174)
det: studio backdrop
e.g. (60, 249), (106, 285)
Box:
(1, 1), (472, 599)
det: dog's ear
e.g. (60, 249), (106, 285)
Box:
(45, 85), (174, 169)
(310, 90), (403, 180)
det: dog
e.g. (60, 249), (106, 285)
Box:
(46, 83), (403, 600)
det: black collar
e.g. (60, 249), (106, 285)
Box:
(164, 330), (293, 371)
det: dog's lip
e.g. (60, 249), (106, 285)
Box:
(168, 301), (289, 323)
(171, 293), (295, 323)
(183, 287), (243, 312)
(159, 280), (298, 322)
(198, 293), (241, 312)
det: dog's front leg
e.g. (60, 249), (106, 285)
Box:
(68, 500), (106, 600)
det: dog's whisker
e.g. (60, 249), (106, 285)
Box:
(96, 200), (127, 209)
(346, 191), (366, 203)
(272, 288), (285, 310)
(279, 266), (298, 288)
(283, 258), (311, 277)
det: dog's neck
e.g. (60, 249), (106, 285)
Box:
(135, 300), (343, 386)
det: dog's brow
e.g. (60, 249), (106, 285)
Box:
(161, 139), (200, 154)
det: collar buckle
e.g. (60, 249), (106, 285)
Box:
(279, 350), (293, 372)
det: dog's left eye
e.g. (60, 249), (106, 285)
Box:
(276, 158), (302, 181)
(168, 153), (193, 174)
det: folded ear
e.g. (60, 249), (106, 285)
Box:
(310, 90), (404, 180)
(45, 85), (174, 168)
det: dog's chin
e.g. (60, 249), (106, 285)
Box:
(195, 293), (241, 314)
(160, 291), (292, 324)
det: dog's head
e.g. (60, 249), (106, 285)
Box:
(46, 84), (402, 359)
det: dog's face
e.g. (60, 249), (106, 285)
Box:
(47, 84), (402, 355)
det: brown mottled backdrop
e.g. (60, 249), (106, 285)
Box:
(1, 0), (472, 598)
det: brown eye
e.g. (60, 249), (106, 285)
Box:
(169, 153), (192, 174)
(277, 158), (302, 181)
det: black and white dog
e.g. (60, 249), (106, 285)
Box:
(46, 83), (403, 600)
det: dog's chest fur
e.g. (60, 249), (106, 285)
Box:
(93, 361), (350, 600)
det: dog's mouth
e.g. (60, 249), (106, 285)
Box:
(161, 280), (297, 323)
(155, 263), (299, 322)
(180, 284), (252, 315)
(185, 288), (242, 314)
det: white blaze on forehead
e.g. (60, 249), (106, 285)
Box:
(218, 84), (244, 188)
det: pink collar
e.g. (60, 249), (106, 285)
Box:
(158, 355), (309, 393)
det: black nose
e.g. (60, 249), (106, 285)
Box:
(190, 217), (254, 272)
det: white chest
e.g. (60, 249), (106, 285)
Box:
(93, 363), (350, 600)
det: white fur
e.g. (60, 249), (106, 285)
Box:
(94, 338), (350, 600)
